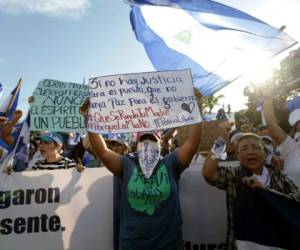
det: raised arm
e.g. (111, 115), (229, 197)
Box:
(88, 132), (122, 176)
(202, 121), (230, 182)
(1, 110), (23, 145)
(262, 89), (287, 145)
(178, 122), (202, 168)
(80, 99), (122, 176)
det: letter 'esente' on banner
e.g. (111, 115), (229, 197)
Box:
(88, 69), (201, 133)
(30, 79), (90, 133)
(0, 169), (114, 250)
(0, 161), (227, 250)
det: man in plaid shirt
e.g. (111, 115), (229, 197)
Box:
(202, 121), (300, 250)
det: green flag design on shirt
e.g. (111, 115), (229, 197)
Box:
(128, 164), (170, 215)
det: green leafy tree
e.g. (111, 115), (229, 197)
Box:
(203, 94), (225, 114)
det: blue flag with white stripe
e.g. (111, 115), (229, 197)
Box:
(0, 79), (22, 120)
(128, 0), (297, 96)
(0, 113), (30, 172)
(235, 185), (300, 250)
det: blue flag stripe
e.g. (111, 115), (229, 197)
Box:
(0, 79), (22, 120)
(0, 113), (30, 172)
(129, 0), (297, 96)
(235, 186), (300, 249)
(130, 6), (227, 95)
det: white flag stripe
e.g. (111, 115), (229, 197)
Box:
(237, 240), (285, 250)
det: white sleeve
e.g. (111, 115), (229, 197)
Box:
(278, 136), (297, 159)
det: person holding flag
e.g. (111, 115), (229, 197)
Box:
(262, 86), (300, 186)
(0, 78), (22, 121)
(0, 110), (23, 146)
(0, 78), (24, 158)
(202, 121), (300, 250)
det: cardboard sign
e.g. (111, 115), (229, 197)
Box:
(199, 120), (223, 152)
(178, 120), (223, 152)
(88, 69), (201, 133)
(30, 79), (89, 132)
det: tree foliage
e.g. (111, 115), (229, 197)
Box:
(202, 94), (225, 114)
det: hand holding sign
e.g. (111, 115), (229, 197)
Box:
(28, 96), (35, 104)
(80, 98), (90, 119)
(75, 163), (86, 173)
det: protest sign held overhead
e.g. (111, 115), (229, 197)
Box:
(30, 79), (90, 133)
(88, 69), (201, 134)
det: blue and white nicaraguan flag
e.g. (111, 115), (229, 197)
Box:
(0, 79), (22, 120)
(0, 113), (30, 172)
(128, 0), (297, 96)
(234, 185), (300, 250)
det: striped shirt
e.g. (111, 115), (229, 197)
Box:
(32, 157), (76, 171)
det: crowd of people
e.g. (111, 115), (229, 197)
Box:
(0, 86), (299, 250)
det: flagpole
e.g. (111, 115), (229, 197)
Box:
(5, 78), (22, 116)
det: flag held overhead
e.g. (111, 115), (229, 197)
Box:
(0, 78), (22, 120)
(128, 0), (297, 96)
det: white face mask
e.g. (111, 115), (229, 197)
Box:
(137, 140), (161, 179)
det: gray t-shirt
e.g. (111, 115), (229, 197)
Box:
(119, 150), (183, 250)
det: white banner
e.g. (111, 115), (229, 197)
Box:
(180, 156), (227, 249)
(88, 69), (201, 134)
(0, 161), (227, 250)
(0, 168), (114, 250)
